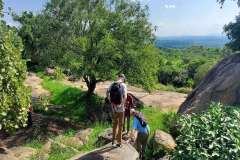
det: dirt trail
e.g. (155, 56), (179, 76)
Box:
(24, 72), (50, 98)
(63, 80), (187, 112)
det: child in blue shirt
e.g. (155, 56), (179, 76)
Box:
(130, 109), (150, 160)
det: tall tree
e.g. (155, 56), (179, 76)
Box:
(224, 15), (240, 51)
(217, 0), (240, 51)
(0, 0), (3, 17)
(15, 0), (159, 95)
(0, 2), (31, 132)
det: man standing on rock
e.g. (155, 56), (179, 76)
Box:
(107, 74), (127, 147)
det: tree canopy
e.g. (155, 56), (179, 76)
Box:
(15, 0), (159, 94)
(224, 15), (240, 51)
(216, 0), (240, 51)
(217, 0), (240, 7)
(0, 0), (3, 17)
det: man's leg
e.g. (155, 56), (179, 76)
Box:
(112, 112), (118, 144)
(136, 133), (142, 159)
(117, 112), (124, 145)
(27, 112), (33, 127)
(123, 112), (126, 132)
(141, 133), (149, 160)
(127, 114), (130, 133)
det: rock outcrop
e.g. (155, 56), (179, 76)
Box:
(75, 128), (93, 144)
(178, 52), (240, 113)
(0, 147), (36, 160)
(153, 130), (176, 150)
(69, 142), (139, 160)
(96, 128), (130, 146)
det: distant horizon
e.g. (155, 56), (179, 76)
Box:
(157, 34), (229, 38)
(155, 35), (229, 48)
(2, 0), (239, 37)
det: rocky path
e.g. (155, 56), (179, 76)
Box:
(63, 80), (187, 112)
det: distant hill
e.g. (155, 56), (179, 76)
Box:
(155, 36), (229, 49)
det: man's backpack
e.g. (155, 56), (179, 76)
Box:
(110, 82), (123, 105)
(135, 113), (147, 127)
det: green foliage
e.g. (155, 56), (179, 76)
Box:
(32, 95), (49, 112)
(14, 0), (158, 94)
(142, 107), (176, 159)
(79, 123), (110, 151)
(0, 22), (31, 132)
(141, 107), (176, 133)
(157, 47), (222, 89)
(224, 15), (240, 51)
(194, 61), (217, 86)
(171, 103), (240, 160)
(0, 0), (3, 17)
(217, 0), (240, 7)
(40, 75), (105, 123)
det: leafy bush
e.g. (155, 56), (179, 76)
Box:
(0, 23), (31, 132)
(171, 103), (240, 160)
(52, 66), (65, 80)
(194, 61), (216, 86)
(32, 95), (49, 112)
(157, 47), (222, 90)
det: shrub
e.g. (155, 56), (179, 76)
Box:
(194, 61), (216, 86)
(32, 95), (49, 112)
(0, 23), (31, 132)
(52, 66), (65, 80)
(171, 103), (240, 160)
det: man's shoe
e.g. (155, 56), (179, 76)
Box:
(116, 144), (122, 147)
(112, 142), (117, 147)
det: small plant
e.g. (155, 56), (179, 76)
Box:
(170, 103), (240, 160)
(33, 95), (49, 112)
(53, 67), (65, 80)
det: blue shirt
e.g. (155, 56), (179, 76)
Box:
(132, 116), (150, 134)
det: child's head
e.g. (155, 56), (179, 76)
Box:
(130, 108), (139, 116)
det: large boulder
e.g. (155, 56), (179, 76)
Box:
(44, 67), (55, 76)
(69, 142), (139, 160)
(75, 128), (93, 144)
(153, 130), (176, 150)
(96, 128), (129, 146)
(178, 52), (240, 113)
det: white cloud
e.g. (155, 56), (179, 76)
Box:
(164, 4), (176, 9)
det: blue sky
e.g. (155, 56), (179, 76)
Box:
(2, 0), (240, 37)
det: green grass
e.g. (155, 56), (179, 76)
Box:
(24, 139), (44, 150)
(141, 107), (176, 133)
(40, 76), (99, 123)
(48, 143), (77, 160)
(79, 123), (111, 151)
(154, 83), (192, 94)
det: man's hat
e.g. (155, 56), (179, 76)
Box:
(119, 73), (126, 81)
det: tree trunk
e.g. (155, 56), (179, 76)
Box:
(83, 75), (97, 96)
(87, 80), (96, 96)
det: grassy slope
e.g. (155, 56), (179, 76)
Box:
(28, 74), (174, 160)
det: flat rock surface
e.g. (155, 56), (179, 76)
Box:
(69, 142), (139, 160)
